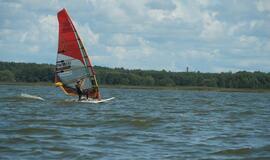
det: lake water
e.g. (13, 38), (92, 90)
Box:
(0, 84), (270, 159)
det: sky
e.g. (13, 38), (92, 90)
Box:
(0, 0), (270, 72)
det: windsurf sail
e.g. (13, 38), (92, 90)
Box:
(55, 8), (100, 99)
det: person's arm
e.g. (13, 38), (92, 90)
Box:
(80, 78), (86, 89)
(82, 78), (86, 85)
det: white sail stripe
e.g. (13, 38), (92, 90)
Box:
(62, 73), (91, 84)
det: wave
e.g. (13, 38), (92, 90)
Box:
(15, 127), (60, 135)
(213, 145), (270, 156)
(102, 117), (161, 129)
(214, 147), (253, 155)
(20, 93), (45, 101)
(0, 93), (45, 102)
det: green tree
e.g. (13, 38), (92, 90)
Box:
(157, 77), (175, 86)
(0, 70), (15, 82)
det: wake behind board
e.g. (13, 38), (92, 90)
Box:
(78, 97), (115, 104)
(20, 93), (45, 101)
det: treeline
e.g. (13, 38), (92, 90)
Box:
(1, 61), (270, 89)
(95, 66), (270, 89)
(0, 62), (54, 82)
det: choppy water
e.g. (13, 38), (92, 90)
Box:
(0, 84), (270, 159)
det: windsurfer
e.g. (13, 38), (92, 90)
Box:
(75, 79), (85, 101)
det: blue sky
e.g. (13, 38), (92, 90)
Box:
(0, 0), (270, 72)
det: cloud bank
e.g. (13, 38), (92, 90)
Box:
(0, 0), (270, 72)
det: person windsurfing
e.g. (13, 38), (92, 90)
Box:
(75, 79), (85, 101)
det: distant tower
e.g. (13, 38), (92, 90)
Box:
(186, 66), (189, 72)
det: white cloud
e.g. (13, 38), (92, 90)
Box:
(256, 0), (270, 12)
(180, 49), (220, 61)
(146, 1), (226, 42)
(200, 12), (225, 41)
(148, 9), (169, 22)
(106, 46), (127, 60)
(237, 35), (263, 52)
(147, 0), (205, 23)
(110, 33), (135, 46)
(39, 15), (58, 42)
(262, 39), (270, 52)
(19, 32), (28, 43)
(238, 58), (270, 67)
(138, 37), (154, 56)
(228, 22), (247, 36)
(106, 36), (154, 60)
(239, 35), (259, 46)
(28, 45), (40, 53)
(0, 29), (13, 37)
(249, 20), (264, 29)
(76, 23), (99, 45)
(4, 1), (22, 10)
(197, 0), (211, 7)
(88, 0), (131, 23)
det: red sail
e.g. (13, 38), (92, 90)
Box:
(55, 8), (100, 99)
(57, 8), (84, 64)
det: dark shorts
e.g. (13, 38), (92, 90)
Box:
(76, 88), (82, 95)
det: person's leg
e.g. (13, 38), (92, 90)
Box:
(78, 93), (82, 101)
(82, 89), (89, 99)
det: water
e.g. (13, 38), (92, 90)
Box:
(0, 84), (270, 159)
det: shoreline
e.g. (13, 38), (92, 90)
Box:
(1, 82), (270, 93)
(101, 85), (270, 93)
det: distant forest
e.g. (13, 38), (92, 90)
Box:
(1, 61), (270, 89)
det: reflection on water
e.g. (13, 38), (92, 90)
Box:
(0, 85), (270, 159)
